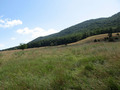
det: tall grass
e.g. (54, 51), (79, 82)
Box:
(0, 42), (120, 89)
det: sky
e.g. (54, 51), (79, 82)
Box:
(0, 0), (120, 50)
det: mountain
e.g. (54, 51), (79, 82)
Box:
(4, 12), (120, 50)
(29, 12), (120, 43)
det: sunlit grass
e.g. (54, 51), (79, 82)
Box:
(0, 42), (120, 89)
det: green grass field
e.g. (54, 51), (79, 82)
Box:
(0, 40), (120, 89)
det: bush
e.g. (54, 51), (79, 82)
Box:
(94, 39), (97, 42)
(108, 37), (114, 42)
(116, 33), (119, 36)
(115, 37), (119, 40)
(108, 33), (112, 38)
(19, 43), (27, 50)
(104, 37), (109, 41)
(97, 39), (100, 42)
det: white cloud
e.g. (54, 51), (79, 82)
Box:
(0, 44), (5, 48)
(16, 27), (59, 38)
(0, 17), (22, 28)
(0, 20), (5, 23)
(17, 27), (33, 34)
(11, 37), (16, 40)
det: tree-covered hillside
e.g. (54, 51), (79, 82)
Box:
(4, 12), (120, 50)
(30, 12), (120, 43)
(26, 12), (120, 48)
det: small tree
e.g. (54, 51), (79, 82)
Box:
(116, 33), (119, 36)
(19, 43), (27, 50)
(108, 37), (114, 42)
(65, 43), (68, 46)
(94, 39), (97, 42)
(108, 33), (112, 38)
(50, 42), (54, 46)
(104, 37), (107, 41)
(97, 39), (100, 42)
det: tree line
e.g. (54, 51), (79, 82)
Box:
(25, 26), (120, 49)
(5, 26), (120, 50)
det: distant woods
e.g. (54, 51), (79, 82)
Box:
(7, 26), (120, 50)
(26, 27), (120, 49)
(3, 12), (120, 50)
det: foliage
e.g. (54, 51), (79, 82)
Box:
(116, 33), (119, 36)
(94, 39), (97, 42)
(19, 43), (27, 50)
(108, 37), (114, 42)
(108, 32), (112, 38)
(26, 12), (120, 48)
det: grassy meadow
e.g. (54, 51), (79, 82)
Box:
(0, 36), (120, 89)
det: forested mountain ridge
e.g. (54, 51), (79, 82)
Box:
(30, 12), (120, 43)
(4, 12), (120, 50)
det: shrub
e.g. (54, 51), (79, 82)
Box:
(115, 37), (119, 40)
(97, 39), (100, 42)
(104, 37), (109, 41)
(104, 37), (107, 41)
(19, 43), (27, 50)
(94, 39), (97, 42)
(108, 33), (112, 38)
(108, 37), (114, 42)
(116, 33), (119, 36)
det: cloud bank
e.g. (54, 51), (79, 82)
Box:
(0, 18), (22, 28)
(11, 37), (16, 40)
(0, 44), (5, 48)
(16, 27), (59, 38)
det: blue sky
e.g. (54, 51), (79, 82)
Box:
(0, 0), (120, 50)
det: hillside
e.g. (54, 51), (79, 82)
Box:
(69, 32), (120, 45)
(23, 12), (120, 49)
(30, 12), (120, 43)
(4, 12), (120, 50)
(0, 41), (120, 89)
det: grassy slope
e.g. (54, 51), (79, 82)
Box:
(69, 33), (119, 45)
(0, 36), (120, 89)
